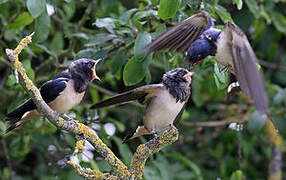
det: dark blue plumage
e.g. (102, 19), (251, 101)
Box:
(187, 28), (221, 66)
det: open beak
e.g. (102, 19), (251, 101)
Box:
(92, 60), (101, 81)
(184, 71), (194, 82)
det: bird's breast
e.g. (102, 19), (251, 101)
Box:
(144, 89), (185, 132)
(49, 80), (85, 113)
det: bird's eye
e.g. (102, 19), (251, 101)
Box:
(87, 62), (93, 68)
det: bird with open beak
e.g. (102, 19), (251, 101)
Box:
(5, 58), (100, 132)
(90, 68), (194, 142)
(145, 10), (268, 114)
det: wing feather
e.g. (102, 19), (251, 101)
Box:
(225, 22), (268, 113)
(145, 10), (212, 53)
(90, 84), (165, 109)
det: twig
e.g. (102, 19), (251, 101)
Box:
(130, 126), (179, 179)
(5, 33), (180, 180)
(5, 33), (130, 179)
(258, 59), (286, 72)
(182, 119), (248, 127)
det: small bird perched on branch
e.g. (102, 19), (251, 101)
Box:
(5, 58), (100, 132)
(90, 68), (193, 142)
(144, 10), (268, 114)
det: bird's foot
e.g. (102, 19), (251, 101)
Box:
(151, 129), (159, 139)
(219, 64), (231, 72)
(62, 113), (75, 121)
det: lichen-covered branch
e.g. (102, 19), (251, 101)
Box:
(5, 33), (129, 180)
(130, 126), (179, 179)
(6, 34), (180, 180)
(264, 119), (282, 180)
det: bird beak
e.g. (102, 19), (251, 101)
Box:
(184, 71), (194, 82)
(92, 60), (101, 81)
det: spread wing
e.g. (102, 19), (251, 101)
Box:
(90, 84), (165, 109)
(224, 22), (268, 113)
(145, 10), (213, 53)
(5, 76), (69, 128)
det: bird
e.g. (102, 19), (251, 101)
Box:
(5, 58), (101, 132)
(90, 68), (193, 142)
(144, 10), (268, 114)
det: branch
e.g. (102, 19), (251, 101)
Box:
(264, 119), (282, 180)
(5, 33), (130, 180)
(6, 33), (179, 180)
(130, 126), (179, 179)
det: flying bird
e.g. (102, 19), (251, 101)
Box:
(145, 10), (268, 114)
(5, 58), (100, 132)
(90, 68), (193, 142)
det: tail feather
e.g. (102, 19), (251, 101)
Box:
(122, 126), (151, 143)
(5, 99), (36, 132)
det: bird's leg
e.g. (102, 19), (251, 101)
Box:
(61, 113), (74, 121)
(151, 129), (159, 139)
(219, 64), (231, 72)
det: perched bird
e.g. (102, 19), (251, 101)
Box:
(90, 68), (193, 142)
(145, 10), (268, 114)
(5, 58), (100, 132)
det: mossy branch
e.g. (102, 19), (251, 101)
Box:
(5, 33), (179, 180)
(264, 119), (282, 180)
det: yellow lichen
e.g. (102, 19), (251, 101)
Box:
(265, 119), (282, 147)
(74, 140), (85, 155)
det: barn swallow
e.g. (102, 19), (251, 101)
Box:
(90, 68), (193, 142)
(145, 10), (268, 114)
(5, 58), (100, 132)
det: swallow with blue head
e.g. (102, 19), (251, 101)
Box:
(90, 68), (193, 142)
(144, 10), (268, 114)
(5, 58), (101, 132)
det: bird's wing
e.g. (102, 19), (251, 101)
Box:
(39, 78), (69, 103)
(145, 10), (212, 53)
(5, 77), (69, 128)
(224, 22), (268, 113)
(90, 84), (165, 109)
(173, 94), (190, 126)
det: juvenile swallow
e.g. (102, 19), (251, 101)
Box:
(90, 68), (193, 142)
(5, 58), (100, 132)
(145, 10), (268, 114)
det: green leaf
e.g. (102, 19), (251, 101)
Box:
(213, 5), (233, 23)
(270, 11), (286, 33)
(50, 32), (64, 54)
(134, 32), (151, 59)
(230, 170), (243, 180)
(76, 48), (109, 60)
(6, 12), (34, 30)
(213, 63), (228, 90)
(111, 136), (132, 165)
(93, 18), (118, 33)
(34, 10), (50, 43)
(158, 0), (181, 20)
(233, 0), (243, 10)
(89, 86), (99, 103)
(27, 0), (46, 18)
(123, 55), (152, 86)
(109, 50), (128, 75)
(168, 152), (202, 179)
(244, 0), (259, 18)
(247, 111), (267, 133)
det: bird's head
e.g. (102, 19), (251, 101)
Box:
(69, 58), (101, 82)
(187, 38), (213, 65)
(163, 68), (194, 86)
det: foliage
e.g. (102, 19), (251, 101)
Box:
(0, 0), (286, 179)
